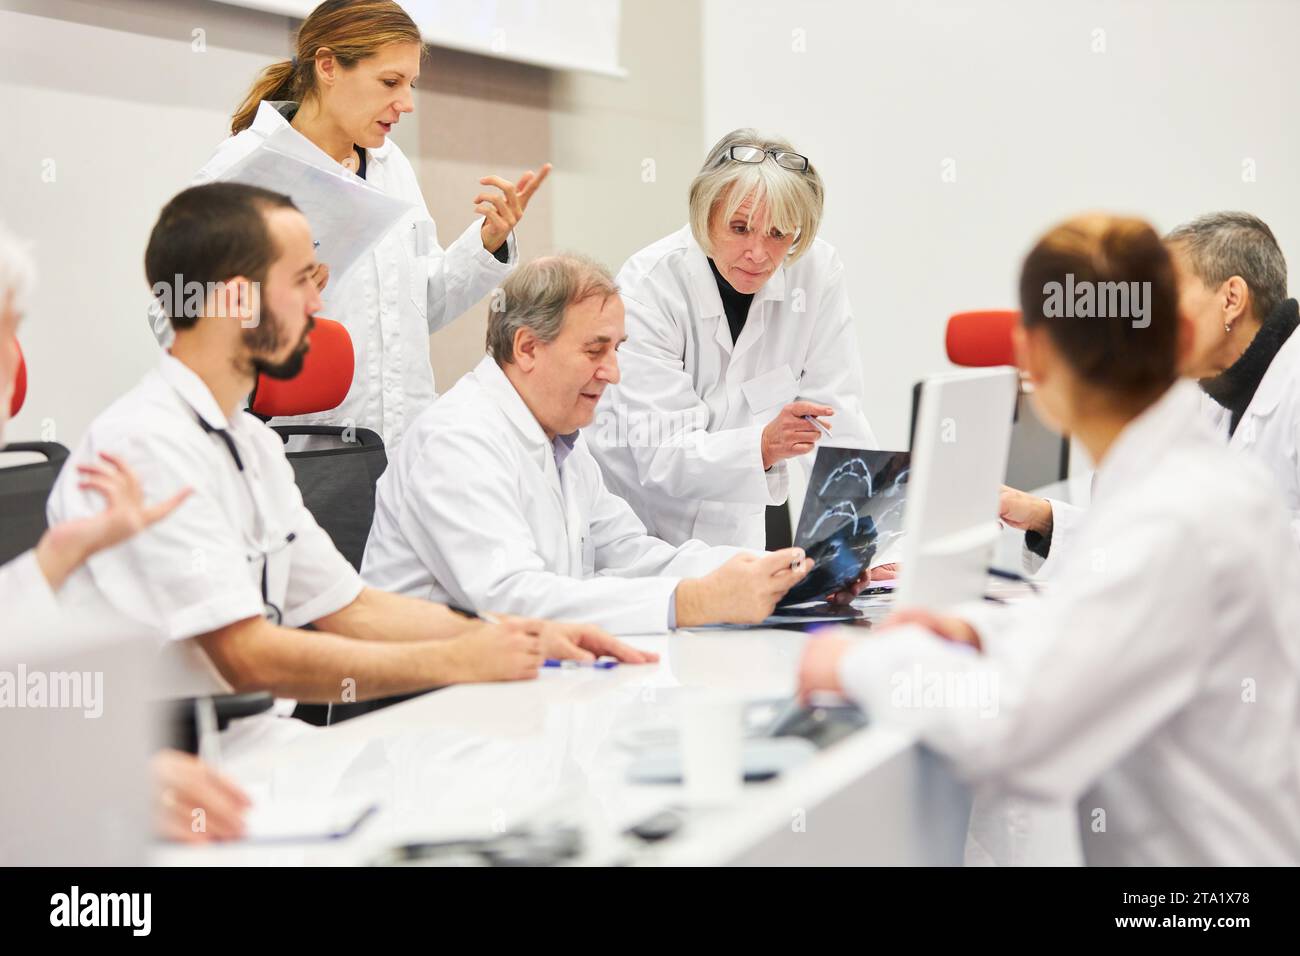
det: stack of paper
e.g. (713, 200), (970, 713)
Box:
(218, 125), (414, 284)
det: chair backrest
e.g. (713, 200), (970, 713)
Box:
(945, 310), (1019, 367)
(9, 339), (26, 418)
(249, 317), (353, 418)
(0, 443), (70, 565)
(2, 340), (70, 562)
(907, 311), (1070, 484)
(274, 425), (387, 571)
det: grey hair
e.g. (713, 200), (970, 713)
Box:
(0, 220), (36, 318)
(689, 128), (824, 264)
(1165, 211), (1288, 322)
(487, 254), (619, 365)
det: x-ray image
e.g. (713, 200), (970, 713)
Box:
(778, 448), (911, 607)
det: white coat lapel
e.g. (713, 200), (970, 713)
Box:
(473, 357), (570, 543)
(682, 236), (733, 357)
(1230, 328), (1300, 450)
(558, 457), (588, 576)
(730, 265), (786, 364)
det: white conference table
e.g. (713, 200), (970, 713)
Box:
(154, 622), (973, 867)
(154, 474), (1092, 868)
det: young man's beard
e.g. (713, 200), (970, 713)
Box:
(243, 306), (314, 381)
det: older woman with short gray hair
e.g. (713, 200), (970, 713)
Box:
(588, 128), (878, 554)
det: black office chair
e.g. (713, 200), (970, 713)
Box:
(0, 441), (70, 564)
(272, 424), (388, 571)
(166, 692), (277, 754)
(274, 426), (418, 725)
(1, 343), (71, 562)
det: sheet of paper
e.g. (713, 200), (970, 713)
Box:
(218, 127), (414, 284)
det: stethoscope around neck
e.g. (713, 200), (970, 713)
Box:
(193, 411), (296, 625)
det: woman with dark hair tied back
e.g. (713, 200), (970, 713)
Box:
(148, 0), (550, 447)
(798, 214), (1300, 866)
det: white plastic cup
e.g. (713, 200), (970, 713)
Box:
(679, 689), (744, 805)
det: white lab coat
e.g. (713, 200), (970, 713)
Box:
(586, 226), (877, 550)
(46, 353), (363, 699)
(838, 382), (1300, 865)
(1029, 328), (1300, 577)
(1203, 326), (1300, 547)
(360, 356), (745, 634)
(149, 101), (516, 447)
(0, 550), (60, 638)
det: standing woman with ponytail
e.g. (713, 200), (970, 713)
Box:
(149, 0), (550, 446)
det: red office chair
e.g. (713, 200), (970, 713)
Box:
(249, 316), (354, 419)
(910, 310), (1069, 485)
(945, 310), (1020, 367)
(9, 338), (27, 418)
(1, 340), (72, 564)
(246, 317), (386, 570)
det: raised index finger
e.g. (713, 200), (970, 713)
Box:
(520, 162), (552, 201)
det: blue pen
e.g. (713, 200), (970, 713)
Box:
(543, 658), (619, 669)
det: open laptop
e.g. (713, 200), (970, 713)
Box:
(896, 366), (1020, 608)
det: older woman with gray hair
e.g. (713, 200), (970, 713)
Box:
(587, 129), (878, 553)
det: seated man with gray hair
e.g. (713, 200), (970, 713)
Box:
(361, 254), (817, 634)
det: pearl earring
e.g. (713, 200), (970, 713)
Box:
(1225, 321), (1232, 334)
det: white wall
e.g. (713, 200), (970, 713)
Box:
(0, 0), (294, 447)
(704, 0), (1300, 450)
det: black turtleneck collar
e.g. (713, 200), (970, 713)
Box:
(707, 258), (754, 344)
(1201, 298), (1300, 435)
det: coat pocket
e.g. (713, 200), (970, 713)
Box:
(407, 220), (432, 320)
(741, 364), (799, 416)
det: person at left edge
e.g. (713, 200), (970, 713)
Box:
(0, 221), (253, 844)
(147, 0), (549, 447)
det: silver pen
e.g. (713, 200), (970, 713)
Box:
(802, 414), (832, 438)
